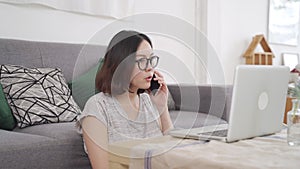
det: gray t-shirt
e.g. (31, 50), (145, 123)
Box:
(77, 92), (163, 144)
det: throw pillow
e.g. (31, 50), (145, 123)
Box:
(0, 83), (16, 130)
(0, 65), (81, 128)
(70, 58), (104, 110)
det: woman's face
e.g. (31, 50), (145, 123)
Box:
(130, 40), (155, 91)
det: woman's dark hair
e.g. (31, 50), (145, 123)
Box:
(95, 30), (152, 95)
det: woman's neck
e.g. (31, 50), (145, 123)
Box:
(116, 91), (139, 108)
(115, 91), (140, 120)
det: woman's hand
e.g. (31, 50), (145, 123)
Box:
(148, 71), (168, 113)
(148, 71), (174, 134)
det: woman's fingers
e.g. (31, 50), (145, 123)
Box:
(153, 71), (165, 84)
(154, 71), (164, 79)
(152, 71), (168, 94)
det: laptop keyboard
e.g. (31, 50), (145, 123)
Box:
(198, 129), (228, 137)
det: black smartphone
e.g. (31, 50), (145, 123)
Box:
(150, 74), (160, 95)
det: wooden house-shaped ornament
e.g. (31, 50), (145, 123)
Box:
(243, 34), (274, 65)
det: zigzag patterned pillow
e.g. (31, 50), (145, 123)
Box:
(0, 65), (81, 128)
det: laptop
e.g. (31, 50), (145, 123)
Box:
(169, 65), (290, 142)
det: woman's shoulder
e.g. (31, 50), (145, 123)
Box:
(91, 92), (112, 100)
(77, 92), (111, 129)
(85, 92), (112, 107)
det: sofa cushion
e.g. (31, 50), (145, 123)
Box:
(0, 39), (43, 68)
(0, 65), (81, 128)
(170, 110), (227, 129)
(0, 84), (16, 130)
(13, 122), (79, 140)
(168, 84), (229, 120)
(70, 58), (104, 110)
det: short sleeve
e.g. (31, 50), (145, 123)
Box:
(76, 93), (108, 133)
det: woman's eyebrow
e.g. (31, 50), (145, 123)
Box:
(136, 53), (154, 57)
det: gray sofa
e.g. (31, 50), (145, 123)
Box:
(0, 38), (232, 169)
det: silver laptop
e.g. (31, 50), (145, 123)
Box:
(169, 65), (289, 142)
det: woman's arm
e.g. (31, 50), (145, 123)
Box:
(82, 116), (109, 169)
(159, 107), (174, 134)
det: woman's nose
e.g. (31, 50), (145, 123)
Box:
(145, 65), (153, 72)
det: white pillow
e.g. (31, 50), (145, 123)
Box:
(0, 65), (81, 128)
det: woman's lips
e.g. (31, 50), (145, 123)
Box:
(145, 76), (152, 82)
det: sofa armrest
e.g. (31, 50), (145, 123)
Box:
(168, 84), (233, 121)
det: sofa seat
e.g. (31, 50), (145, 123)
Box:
(0, 122), (91, 169)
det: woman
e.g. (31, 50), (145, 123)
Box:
(77, 30), (173, 169)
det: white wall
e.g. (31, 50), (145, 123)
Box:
(133, 0), (201, 84)
(206, 0), (269, 84)
(206, 0), (300, 84)
(0, 3), (113, 43)
(0, 1), (196, 44)
(1, 0), (299, 84)
(0, 1), (203, 84)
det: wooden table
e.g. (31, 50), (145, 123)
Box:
(108, 130), (300, 169)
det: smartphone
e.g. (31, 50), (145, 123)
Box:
(150, 74), (160, 95)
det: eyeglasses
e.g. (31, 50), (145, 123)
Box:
(135, 55), (159, 71)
